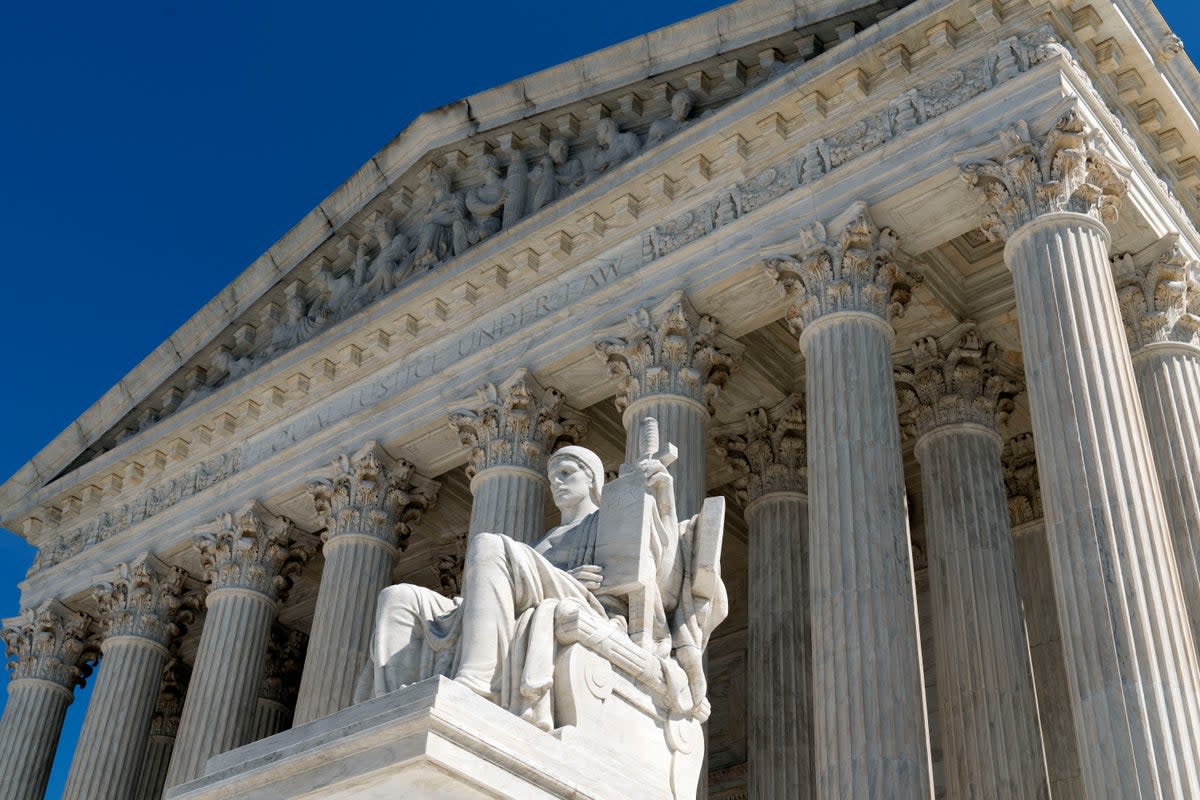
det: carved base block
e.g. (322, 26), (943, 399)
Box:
(166, 676), (676, 800)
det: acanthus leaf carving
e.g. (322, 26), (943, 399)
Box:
(894, 323), (1022, 440)
(261, 623), (308, 707)
(92, 552), (188, 647)
(149, 657), (190, 738)
(594, 291), (742, 414)
(713, 394), (807, 502)
(448, 368), (587, 480)
(192, 502), (315, 600)
(306, 442), (440, 550)
(1002, 433), (1043, 526)
(960, 107), (1128, 241)
(764, 201), (921, 333)
(1113, 237), (1200, 351)
(1, 599), (97, 690)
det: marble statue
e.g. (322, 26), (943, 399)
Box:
(646, 90), (695, 147)
(365, 215), (414, 295)
(414, 167), (468, 268)
(262, 292), (328, 358)
(530, 137), (586, 213)
(356, 418), (727, 797)
(587, 117), (641, 178)
(463, 153), (508, 246)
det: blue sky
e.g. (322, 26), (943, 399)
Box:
(0, 1), (1196, 796)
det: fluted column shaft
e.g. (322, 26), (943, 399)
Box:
(134, 734), (175, 800)
(63, 636), (169, 800)
(745, 491), (811, 800)
(294, 534), (394, 724)
(1011, 521), (1085, 799)
(1133, 343), (1200, 644)
(469, 466), (548, 542)
(623, 395), (708, 519)
(253, 697), (292, 740)
(0, 679), (72, 800)
(1006, 212), (1200, 797)
(915, 424), (1047, 798)
(803, 312), (931, 799)
(164, 588), (276, 787)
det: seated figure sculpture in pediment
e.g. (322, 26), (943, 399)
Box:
(355, 418), (727, 799)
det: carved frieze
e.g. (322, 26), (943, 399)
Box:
(764, 202), (920, 333)
(29, 449), (241, 578)
(1, 599), (96, 689)
(307, 442), (439, 551)
(646, 30), (1068, 262)
(1113, 238), (1200, 351)
(193, 502), (314, 600)
(1002, 433), (1043, 526)
(895, 324), (1021, 439)
(713, 394), (807, 501)
(594, 291), (742, 414)
(448, 368), (587, 480)
(92, 553), (188, 646)
(960, 108), (1128, 241)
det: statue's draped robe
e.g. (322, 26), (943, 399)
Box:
(357, 504), (726, 730)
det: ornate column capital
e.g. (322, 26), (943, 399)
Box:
(448, 368), (587, 479)
(92, 553), (188, 647)
(261, 624), (307, 707)
(594, 290), (742, 414)
(1113, 237), (1200, 352)
(764, 201), (920, 334)
(895, 323), (1022, 441)
(2, 599), (96, 690)
(715, 395), (807, 502)
(1002, 433), (1043, 527)
(149, 658), (189, 739)
(307, 442), (439, 550)
(193, 502), (315, 601)
(960, 108), (1128, 242)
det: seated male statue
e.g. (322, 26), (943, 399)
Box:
(355, 423), (726, 740)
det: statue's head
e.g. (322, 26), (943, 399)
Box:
(671, 90), (694, 121)
(595, 118), (617, 146)
(547, 446), (604, 509)
(548, 137), (568, 164)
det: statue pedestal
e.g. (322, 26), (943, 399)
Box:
(166, 676), (668, 800)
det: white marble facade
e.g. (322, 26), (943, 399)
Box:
(5, 0), (1200, 798)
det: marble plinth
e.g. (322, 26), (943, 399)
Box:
(167, 676), (664, 800)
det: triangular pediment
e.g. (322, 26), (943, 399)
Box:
(0, 0), (913, 523)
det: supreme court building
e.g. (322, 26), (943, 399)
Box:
(3, 0), (1200, 797)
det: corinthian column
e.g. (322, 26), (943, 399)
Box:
(715, 395), (811, 800)
(1114, 242), (1200, 643)
(895, 326), (1047, 797)
(293, 443), (437, 725)
(595, 290), (741, 518)
(133, 658), (188, 800)
(765, 202), (931, 799)
(62, 554), (187, 800)
(254, 625), (307, 740)
(1003, 434), (1085, 799)
(449, 368), (586, 542)
(164, 503), (314, 789)
(962, 108), (1200, 798)
(0, 600), (94, 800)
